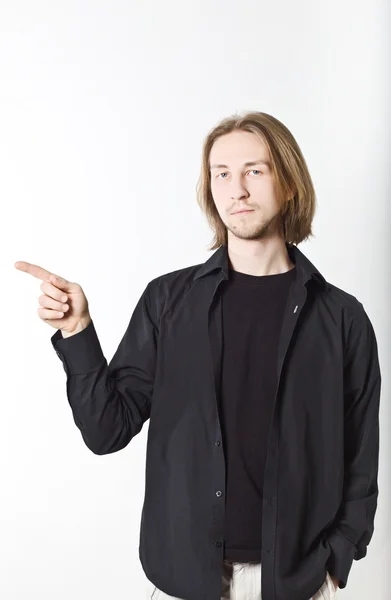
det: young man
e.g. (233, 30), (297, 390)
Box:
(15, 111), (381, 600)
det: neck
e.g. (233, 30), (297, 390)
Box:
(227, 236), (295, 277)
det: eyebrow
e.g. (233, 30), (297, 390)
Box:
(209, 159), (271, 170)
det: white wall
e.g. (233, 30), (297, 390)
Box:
(1, 1), (389, 598)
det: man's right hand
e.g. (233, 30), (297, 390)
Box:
(14, 261), (91, 336)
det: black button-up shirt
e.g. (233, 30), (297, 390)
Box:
(51, 243), (382, 600)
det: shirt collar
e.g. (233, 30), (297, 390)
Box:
(193, 243), (329, 291)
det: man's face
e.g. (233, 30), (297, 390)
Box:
(209, 130), (283, 242)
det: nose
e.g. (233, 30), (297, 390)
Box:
(231, 190), (249, 202)
(229, 175), (249, 199)
(231, 195), (248, 202)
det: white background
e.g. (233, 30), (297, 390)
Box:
(1, 1), (390, 598)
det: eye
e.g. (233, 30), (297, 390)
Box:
(216, 169), (262, 179)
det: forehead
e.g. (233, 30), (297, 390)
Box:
(209, 130), (270, 166)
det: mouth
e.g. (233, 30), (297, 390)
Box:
(232, 209), (254, 215)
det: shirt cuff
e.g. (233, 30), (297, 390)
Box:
(325, 528), (357, 589)
(51, 320), (105, 375)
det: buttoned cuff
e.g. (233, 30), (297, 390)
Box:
(51, 320), (105, 375)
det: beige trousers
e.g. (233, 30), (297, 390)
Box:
(147, 560), (338, 599)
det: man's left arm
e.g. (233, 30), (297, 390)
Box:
(326, 302), (382, 590)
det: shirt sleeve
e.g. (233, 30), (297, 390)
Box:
(51, 280), (161, 455)
(325, 302), (382, 589)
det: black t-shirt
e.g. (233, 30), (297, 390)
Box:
(219, 264), (297, 562)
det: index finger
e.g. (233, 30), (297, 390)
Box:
(14, 261), (61, 283)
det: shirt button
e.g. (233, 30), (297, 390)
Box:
(216, 491), (223, 497)
(215, 541), (222, 547)
(215, 441), (221, 447)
